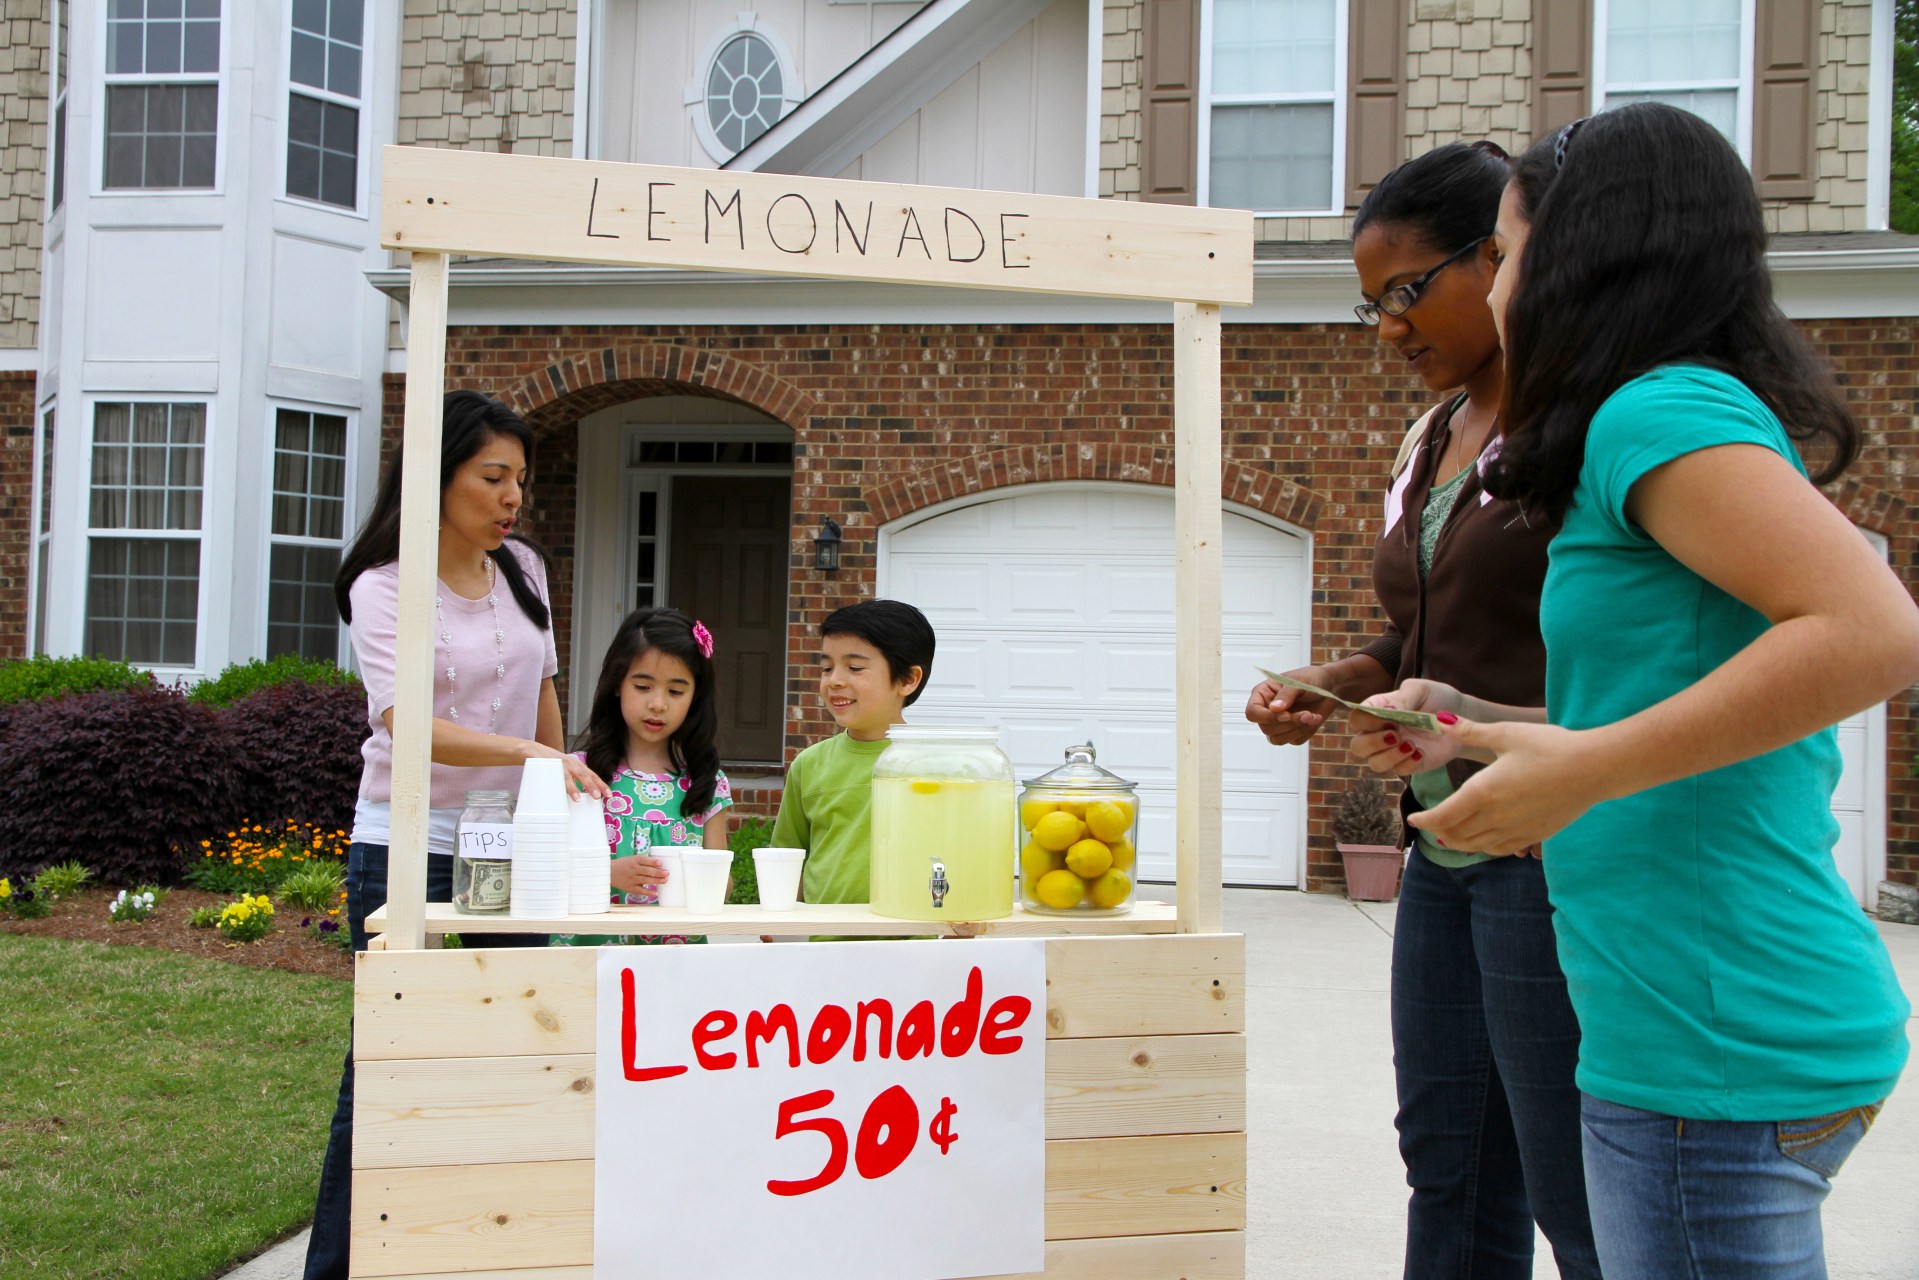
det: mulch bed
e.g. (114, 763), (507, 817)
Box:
(0, 886), (353, 982)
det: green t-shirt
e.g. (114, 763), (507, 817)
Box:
(1541, 363), (1908, 1120)
(772, 732), (891, 905)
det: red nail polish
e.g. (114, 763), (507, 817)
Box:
(1436, 838), (1447, 847)
(1412, 750), (1424, 761)
(1436, 711), (1459, 725)
(1398, 742), (1413, 753)
(1383, 733), (1398, 745)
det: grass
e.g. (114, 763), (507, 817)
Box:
(0, 935), (351, 1279)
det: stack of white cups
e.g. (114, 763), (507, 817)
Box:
(509, 757), (572, 919)
(567, 790), (611, 916)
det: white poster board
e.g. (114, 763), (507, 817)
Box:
(595, 940), (1047, 1280)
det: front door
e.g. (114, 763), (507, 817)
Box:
(667, 476), (790, 764)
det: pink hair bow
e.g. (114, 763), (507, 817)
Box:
(692, 621), (714, 659)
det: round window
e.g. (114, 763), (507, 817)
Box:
(706, 32), (785, 155)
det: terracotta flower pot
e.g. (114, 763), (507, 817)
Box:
(1337, 842), (1406, 901)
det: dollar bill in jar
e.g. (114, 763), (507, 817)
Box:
(453, 789), (514, 914)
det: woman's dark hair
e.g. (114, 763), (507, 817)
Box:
(1352, 139), (1510, 253)
(334, 390), (550, 628)
(576, 607), (721, 815)
(1487, 103), (1858, 522)
(821, 599), (936, 707)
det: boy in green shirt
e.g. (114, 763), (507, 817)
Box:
(771, 600), (936, 908)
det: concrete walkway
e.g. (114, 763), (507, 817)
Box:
(225, 888), (1919, 1278)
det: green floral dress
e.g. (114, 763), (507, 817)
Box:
(552, 758), (733, 947)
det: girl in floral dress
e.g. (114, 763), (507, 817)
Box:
(557, 607), (731, 946)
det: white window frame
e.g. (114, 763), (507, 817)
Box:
(279, 0), (371, 216)
(260, 400), (355, 662)
(49, 0), (67, 215)
(82, 396), (212, 674)
(1592, 0), (1756, 162)
(28, 401), (54, 656)
(683, 14), (805, 164)
(95, 0), (229, 196)
(1196, 0), (1349, 218)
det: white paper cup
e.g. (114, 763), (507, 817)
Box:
(515, 757), (570, 817)
(752, 847), (806, 911)
(652, 850), (686, 908)
(679, 848), (731, 915)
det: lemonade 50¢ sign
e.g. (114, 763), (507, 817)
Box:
(594, 941), (1046, 1279)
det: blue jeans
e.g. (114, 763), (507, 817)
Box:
(1581, 1093), (1881, 1279)
(304, 842), (548, 1280)
(1393, 850), (1600, 1280)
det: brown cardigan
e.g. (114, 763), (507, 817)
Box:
(1353, 396), (1555, 793)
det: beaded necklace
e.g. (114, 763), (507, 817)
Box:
(435, 555), (505, 734)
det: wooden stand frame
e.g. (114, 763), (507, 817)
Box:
(356, 146), (1252, 1279)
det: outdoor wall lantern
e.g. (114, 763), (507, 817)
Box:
(815, 516), (843, 573)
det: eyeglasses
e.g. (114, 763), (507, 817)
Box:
(1353, 237), (1488, 327)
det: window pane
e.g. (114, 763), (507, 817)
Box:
(91, 403), (205, 532)
(86, 537), (200, 666)
(146, 19), (182, 74)
(320, 150), (356, 208)
(38, 409), (55, 536)
(1209, 102), (1334, 211)
(293, 0), (327, 36)
(1606, 0), (1740, 84)
(151, 0), (185, 19)
(271, 409), (349, 537)
(290, 31), (326, 89)
(328, 43), (361, 97)
(330, 0), (363, 45)
(1212, 0), (1336, 96)
(34, 541), (48, 654)
(52, 96), (65, 210)
(1604, 89), (1739, 144)
(110, 21), (144, 75)
(182, 18), (219, 72)
(105, 85), (217, 190)
(267, 543), (342, 661)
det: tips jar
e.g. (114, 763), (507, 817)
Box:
(869, 725), (1016, 921)
(1019, 743), (1138, 915)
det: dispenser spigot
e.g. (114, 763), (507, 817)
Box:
(929, 859), (949, 909)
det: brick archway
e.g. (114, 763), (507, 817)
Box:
(860, 443), (1324, 529)
(493, 341), (822, 433)
(1826, 478), (1909, 540)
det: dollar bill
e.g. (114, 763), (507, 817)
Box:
(1254, 667), (1443, 734)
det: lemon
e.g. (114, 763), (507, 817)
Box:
(1087, 869), (1132, 909)
(1021, 840), (1062, 883)
(1056, 798), (1090, 818)
(1033, 810), (1084, 852)
(1034, 868), (1086, 910)
(910, 780), (941, 794)
(1065, 838), (1113, 879)
(1085, 800), (1132, 843)
(1106, 836), (1137, 872)
(1019, 798), (1056, 831)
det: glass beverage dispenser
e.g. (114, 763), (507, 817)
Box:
(869, 725), (1016, 921)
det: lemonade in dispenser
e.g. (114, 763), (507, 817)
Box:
(1019, 743), (1139, 915)
(869, 725), (1016, 921)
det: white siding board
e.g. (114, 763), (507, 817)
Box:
(920, 66), (984, 186)
(270, 236), (366, 378)
(85, 228), (223, 363)
(979, 25), (1039, 193)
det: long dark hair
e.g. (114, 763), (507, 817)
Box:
(576, 608), (721, 816)
(1353, 139), (1510, 253)
(1486, 104), (1858, 523)
(335, 390), (551, 628)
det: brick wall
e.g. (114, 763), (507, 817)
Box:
(366, 317), (1919, 891)
(0, 369), (36, 656)
(398, 0), (577, 154)
(0, 0), (50, 350)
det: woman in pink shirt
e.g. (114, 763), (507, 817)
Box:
(303, 390), (608, 1280)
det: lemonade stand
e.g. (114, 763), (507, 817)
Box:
(357, 144), (1250, 1279)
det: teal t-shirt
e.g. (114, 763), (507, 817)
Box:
(1540, 364), (1909, 1120)
(771, 732), (891, 905)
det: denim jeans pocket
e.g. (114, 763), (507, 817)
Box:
(1775, 1102), (1883, 1177)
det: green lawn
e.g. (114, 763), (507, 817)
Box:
(0, 935), (350, 1278)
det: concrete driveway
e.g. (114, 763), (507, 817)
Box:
(229, 887), (1919, 1279)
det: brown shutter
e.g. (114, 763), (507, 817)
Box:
(1345, 0), (1405, 208)
(1140, 0), (1200, 204)
(1532, 0), (1593, 140)
(1753, 0), (1819, 199)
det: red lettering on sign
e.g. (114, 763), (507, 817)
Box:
(619, 968), (689, 1082)
(896, 999), (936, 1060)
(855, 1084), (921, 1181)
(693, 1010), (739, 1070)
(854, 999), (893, 1062)
(767, 1089), (847, 1197)
(746, 1004), (801, 1068)
(980, 995), (1032, 1055)
(806, 1003), (852, 1064)
(940, 966), (983, 1058)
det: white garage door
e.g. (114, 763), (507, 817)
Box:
(880, 485), (1311, 887)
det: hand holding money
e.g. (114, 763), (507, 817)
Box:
(1254, 668), (1443, 734)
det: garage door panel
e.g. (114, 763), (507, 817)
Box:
(885, 489), (1309, 887)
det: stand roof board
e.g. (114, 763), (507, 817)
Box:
(356, 146), (1252, 1280)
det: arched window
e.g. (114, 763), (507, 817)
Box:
(687, 19), (801, 162)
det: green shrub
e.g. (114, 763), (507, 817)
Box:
(726, 816), (774, 905)
(188, 654), (360, 708)
(187, 904), (221, 929)
(184, 820), (350, 896)
(0, 655), (157, 704)
(33, 860), (93, 901)
(279, 860), (348, 913)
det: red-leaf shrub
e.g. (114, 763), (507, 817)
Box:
(0, 686), (244, 885)
(223, 680), (368, 836)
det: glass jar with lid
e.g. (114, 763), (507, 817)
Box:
(869, 725), (1016, 921)
(1018, 742), (1138, 915)
(452, 789), (514, 914)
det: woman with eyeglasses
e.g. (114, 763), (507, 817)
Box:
(1357, 103), (1915, 1277)
(1246, 141), (1599, 1279)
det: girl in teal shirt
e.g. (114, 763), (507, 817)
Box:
(1352, 104), (1917, 1278)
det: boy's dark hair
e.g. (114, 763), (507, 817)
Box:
(575, 607), (721, 815)
(821, 600), (936, 708)
(1486, 103), (1858, 523)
